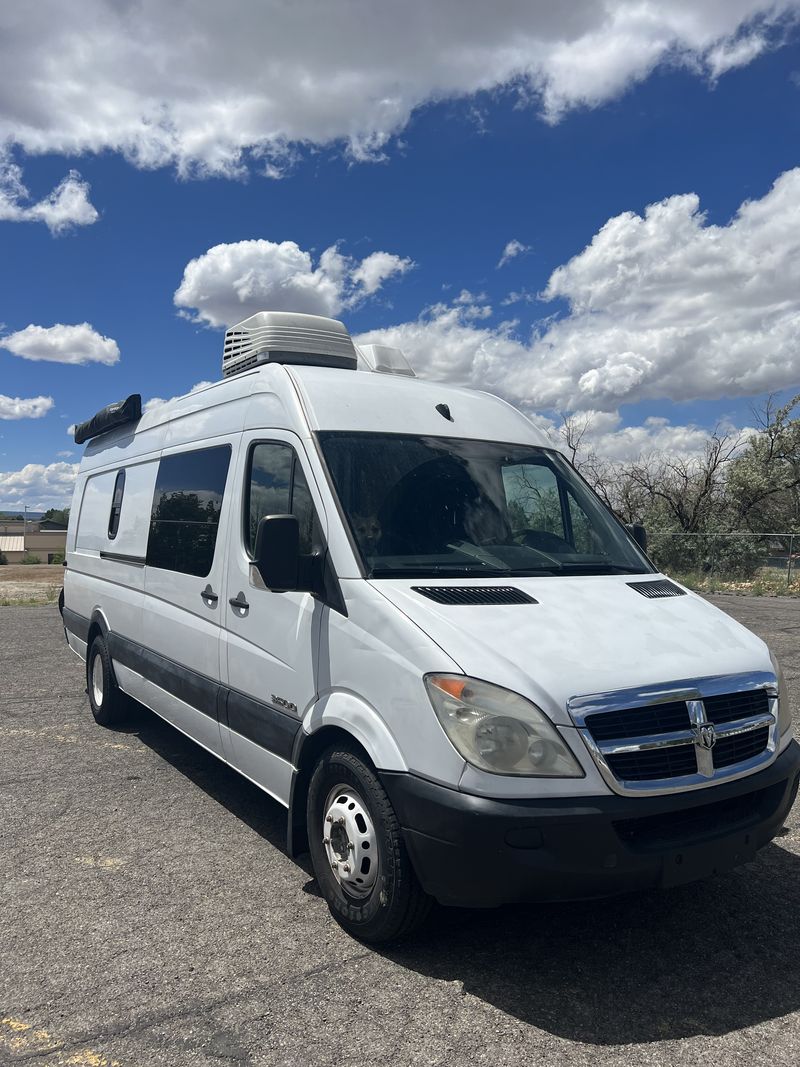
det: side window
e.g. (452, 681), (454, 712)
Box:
(107, 469), (126, 540)
(146, 445), (232, 577)
(246, 442), (322, 557)
(502, 463), (565, 539)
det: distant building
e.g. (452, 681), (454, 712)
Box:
(0, 520), (67, 562)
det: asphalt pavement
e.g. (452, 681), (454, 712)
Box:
(1, 595), (799, 1067)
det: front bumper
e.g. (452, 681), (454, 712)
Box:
(380, 739), (800, 908)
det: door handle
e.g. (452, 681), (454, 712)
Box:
(201, 584), (219, 604)
(229, 592), (249, 611)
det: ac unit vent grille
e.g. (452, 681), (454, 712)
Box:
(412, 586), (538, 605)
(627, 579), (687, 599)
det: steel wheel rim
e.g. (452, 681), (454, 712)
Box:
(322, 783), (378, 899)
(92, 654), (104, 706)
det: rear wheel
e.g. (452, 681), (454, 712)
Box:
(87, 635), (128, 727)
(307, 747), (431, 943)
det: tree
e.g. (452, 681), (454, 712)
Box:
(725, 394), (800, 538)
(558, 395), (800, 579)
(41, 507), (70, 526)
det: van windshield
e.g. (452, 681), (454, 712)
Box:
(318, 432), (653, 579)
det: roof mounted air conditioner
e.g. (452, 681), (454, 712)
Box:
(222, 311), (358, 377)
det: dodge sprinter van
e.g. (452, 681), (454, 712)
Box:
(62, 311), (799, 942)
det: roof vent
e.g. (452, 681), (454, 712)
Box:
(627, 579), (687, 599)
(357, 343), (416, 377)
(222, 312), (358, 378)
(412, 586), (538, 605)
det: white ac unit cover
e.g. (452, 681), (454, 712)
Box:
(222, 311), (358, 377)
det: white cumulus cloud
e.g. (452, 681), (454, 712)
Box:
(531, 409), (751, 464)
(497, 239), (531, 268)
(1, 323), (120, 365)
(0, 394), (54, 420)
(359, 167), (800, 412)
(0, 460), (79, 510)
(175, 240), (414, 327)
(0, 150), (98, 234)
(0, 2), (795, 176)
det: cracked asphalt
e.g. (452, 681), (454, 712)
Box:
(1, 596), (799, 1067)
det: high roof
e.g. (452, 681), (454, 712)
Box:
(80, 360), (554, 471)
(283, 364), (550, 446)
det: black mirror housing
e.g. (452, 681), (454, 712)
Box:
(254, 514), (300, 591)
(627, 522), (648, 554)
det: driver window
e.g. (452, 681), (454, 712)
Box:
(502, 463), (565, 540)
(246, 442), (322, 556)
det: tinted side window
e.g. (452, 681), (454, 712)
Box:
(107, 469), (126, 540)
(147, 446), (231, 576)
(246, 443), (322, 556)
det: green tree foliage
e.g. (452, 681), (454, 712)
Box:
(563, 395), (800, 579)
(41, 507), (70, 526)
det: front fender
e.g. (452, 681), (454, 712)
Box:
(300, 690), (407, 771)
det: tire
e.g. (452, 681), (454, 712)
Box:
(307, 747), (431, 943)
(86, 634), (128, 727)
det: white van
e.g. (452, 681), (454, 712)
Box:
(62, 311), (799, 942)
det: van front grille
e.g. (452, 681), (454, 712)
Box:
(571, 676), (777, 794)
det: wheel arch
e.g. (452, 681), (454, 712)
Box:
(86, 608), (111, 648)
(287, 693), (407, 858)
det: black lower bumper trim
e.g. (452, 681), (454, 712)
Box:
(380, 741), (800, 908)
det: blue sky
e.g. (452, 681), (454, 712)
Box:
(1, 1), (800, 508)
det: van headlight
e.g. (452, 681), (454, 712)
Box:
(425, 674), (584, 777)
(770, 652), (792, 736)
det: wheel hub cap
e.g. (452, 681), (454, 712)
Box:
(322, 785), (377, 898)
(92, 655), (104, 705)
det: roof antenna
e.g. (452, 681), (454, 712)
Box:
(436, 403), (453, 422)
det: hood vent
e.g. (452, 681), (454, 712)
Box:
(412, 586), (538, 606)
(627, 579), (686, 599)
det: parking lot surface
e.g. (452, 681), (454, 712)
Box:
(2, 596), (799, 1067)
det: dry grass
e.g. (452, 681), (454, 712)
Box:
(0, 564), (63, 605)
(672, 568), (800, 597)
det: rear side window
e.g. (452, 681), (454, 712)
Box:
(107, 470), (126, 540)
(245, 442), (322, 556)
(147, 445), (232, 576)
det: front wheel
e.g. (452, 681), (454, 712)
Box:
(307, 747), (431, 943)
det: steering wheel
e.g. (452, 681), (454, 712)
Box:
(516, 528), (574, 555)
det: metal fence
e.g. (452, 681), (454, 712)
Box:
(648, 532), (798, 590)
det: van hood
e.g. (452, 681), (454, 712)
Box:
(371, 575), (771, 726)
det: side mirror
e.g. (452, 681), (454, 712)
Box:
(254, 514), (299, 591)
(627, 523), (648, 554)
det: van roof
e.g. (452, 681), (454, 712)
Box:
(286, 365), (549, 445)
(80, 362), (552, 469)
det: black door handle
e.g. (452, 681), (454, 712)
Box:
(201, 584), (218, 604)
(229, 592), (249, 611)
